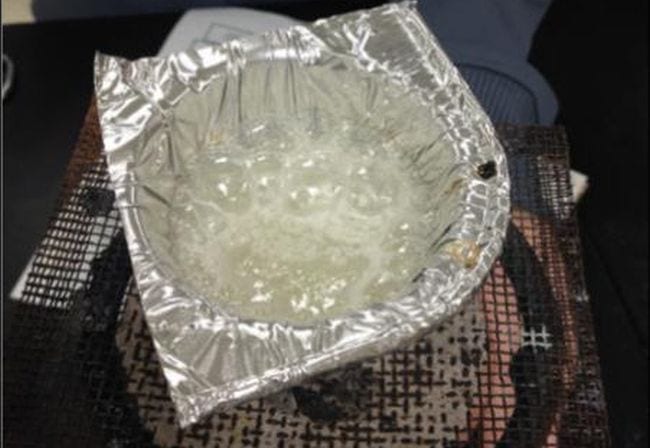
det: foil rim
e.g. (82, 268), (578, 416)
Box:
(95, 1), (510, 427)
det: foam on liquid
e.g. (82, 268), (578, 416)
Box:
(169, 118), (431, 323)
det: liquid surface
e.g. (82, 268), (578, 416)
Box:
(168, 118), (432, 323)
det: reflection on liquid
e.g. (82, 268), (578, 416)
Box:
(169, 116), (435, 323)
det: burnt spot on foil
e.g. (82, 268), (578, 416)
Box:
(477, 161), (497, 180)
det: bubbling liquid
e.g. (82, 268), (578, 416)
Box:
(169, 117), (432, 323)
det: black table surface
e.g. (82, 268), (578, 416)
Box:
(3, 4), (647, 447)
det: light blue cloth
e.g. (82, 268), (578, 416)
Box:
(419, 0), (557, 124)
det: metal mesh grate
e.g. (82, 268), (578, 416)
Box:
(4, 103), (609, 447)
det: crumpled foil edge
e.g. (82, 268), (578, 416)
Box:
(95, 1), (510, 427)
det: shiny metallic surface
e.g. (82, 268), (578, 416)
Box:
(94, 1), (510, 427)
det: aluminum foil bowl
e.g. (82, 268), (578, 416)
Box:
(95, 1), (510, 427)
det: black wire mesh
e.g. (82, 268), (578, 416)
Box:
(3, 105), (609, 447)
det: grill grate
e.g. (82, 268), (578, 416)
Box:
(4, 104), (609, 447)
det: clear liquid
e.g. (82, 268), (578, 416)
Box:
(169, 118), (431, 323)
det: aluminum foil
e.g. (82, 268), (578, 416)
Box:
(94, 1), (510, 427)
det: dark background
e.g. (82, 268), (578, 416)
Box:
(3, 1), (647, 446)
(530, 2), (648, 446)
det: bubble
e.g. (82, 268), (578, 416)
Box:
(168, 111), (434, 323)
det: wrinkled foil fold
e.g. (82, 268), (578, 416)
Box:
(95, 1), (510, 427)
